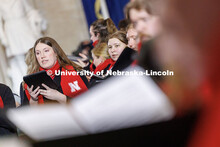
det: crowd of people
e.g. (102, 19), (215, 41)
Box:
(0, 0), (219, 146)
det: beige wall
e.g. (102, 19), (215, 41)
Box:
(33, 0), (89, 55)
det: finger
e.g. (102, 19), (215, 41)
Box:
(34, 90), (41, 97)
(79, 53), (88, 59)
(40, 89), (47, 95)
(28, 85), (34, 91)
(77, 59), (85, 65)
(42, 83), (50, 90)
(27, 85), (33, 93)
(33, 86), (40, 94)
(27, 86), (30, 92)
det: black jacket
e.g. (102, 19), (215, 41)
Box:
(0, 83), (16, 136)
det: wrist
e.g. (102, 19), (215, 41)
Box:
(31, 96), (38, 101)
(57, 94), (67, 104)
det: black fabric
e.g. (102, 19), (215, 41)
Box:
(33, 112), (198, 147)
(111, 47), (137, 72)
(0, 109), (17, 136)
(89, 64), (111, 88)
(80, 74), (90, 89)
(0, 84), (16, 136)
(20, 83), (25, 105)
(0, 84), (16, 108)
(20, 85), (29, 106)
(84, 62), (96, 71)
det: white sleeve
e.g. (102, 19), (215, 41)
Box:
(0, 12), (8, 47)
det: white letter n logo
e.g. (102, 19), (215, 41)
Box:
(68, 81), (81, 92)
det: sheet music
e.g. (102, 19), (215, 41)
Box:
(7, 66), (175, 141)
(70, 66), (175, 133)
(7, 105), (87, 141)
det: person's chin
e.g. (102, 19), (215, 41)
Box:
(41, 64), (51, 70)
(112, 58), (117, 62)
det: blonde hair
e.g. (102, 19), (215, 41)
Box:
(91, 43), (110, 59)
(126, 23), (135, 32)
(25, 47), (38, 74)
(108, 31), (128, 45)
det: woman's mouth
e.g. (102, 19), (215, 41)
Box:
(112, 54), (118, 58)
(42, 60), (48, 64)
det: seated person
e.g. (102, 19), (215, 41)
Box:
(22, 37), (88, 105)
(91, 43), (110, 74)
(76, 18), (118, 72)
(0, 83), (16, 135)
(91, 31), (129, 82)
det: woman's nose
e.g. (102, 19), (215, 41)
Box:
(111, 47), (116, 52)
(40, 52), (45, 58)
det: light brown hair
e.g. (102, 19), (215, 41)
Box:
(108, 31), (128, 45)
(25, 47), (37, 74)
(33, 37), (81, 72)
(91, 18), (118, 43)
(125, 0), (158, 20)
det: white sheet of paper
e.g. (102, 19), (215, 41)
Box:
(7, 105), (87, 141)
(69, 66), (175, 133)
(7, 66), (175, 141)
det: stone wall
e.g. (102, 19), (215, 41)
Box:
(33, 0), (89, 55)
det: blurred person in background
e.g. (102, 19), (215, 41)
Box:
(118, 19), (130, 32)
(89, 18), (118, 47)
(71, 40), (93, 60)
(124, 0), (164, 82)
(91, 43), (110, 74)
(156, 0), (220, 146)
(125, 0), (163, 42)
(89, 43), (110, 86)
(126, 23), (139, 51)
(77, 18), (118, 74)
(127, 0), (220, 146)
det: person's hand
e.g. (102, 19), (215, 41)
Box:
(86, 75), (92, 82)
(27, 85), (40, 101)
(40, 84), (67, 104)
(76, 53), (89, 68)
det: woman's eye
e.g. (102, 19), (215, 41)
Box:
(45, 49), (49, 52)
(115, 45), (119, 48)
